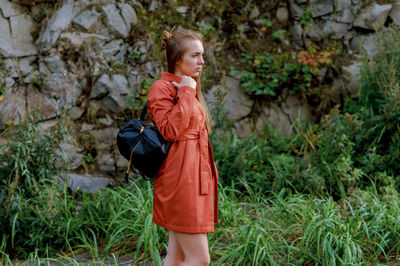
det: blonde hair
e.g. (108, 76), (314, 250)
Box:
(161, 27), (212, 133)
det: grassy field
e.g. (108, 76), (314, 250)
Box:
(1, 178), (400, 265)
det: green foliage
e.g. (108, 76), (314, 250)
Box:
(0, 109), (69, 194)
(0, 109), (71, 257)
(272, 29), (287, 40)
(301, 6), (313, 30)
(235, 40), (339, 99)
(214, 25), (400, 200)
(233, 52), (312, 96)
(125, 77), (156, 113)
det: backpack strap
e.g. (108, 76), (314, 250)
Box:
(139, 82), (178, 121)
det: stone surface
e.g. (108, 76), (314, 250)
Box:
(311, 0), (334, 17)
(60, 32), (109, 48)
(0, 13), (37, 57)
(353, 3), (392, 31)
(42, 75), (81, 107)
(65, 173), (110, 192)
(72, 9), (101, 30)
(333, 0), (351, 12)
(336, 8), (354, 23)
(342, 62), (361, 94)
(292, 20), (302, 46)
(102, 39), (127, 62)
(81, 123), (95, 132)
(25, 76), (81, 120)
(96, 152), (115, 172)
(36, 0), (75, 52)
(98, 116), (114, 126)
(90, 74), (129, 113)
(26, 86), (59, 120)
(0, 87), (26, 129)
(276, 7), (289, 24)
(205, 76), (253, 122)
(256, 94), (313, 135)
(351, 34), (379, 56)
(0, 0), (23, 17)
(233, 118), (253, 139)
(249, 6), (260, 19)
(19, 56), (36, 76)
(390, 1), (400, 26)
(91, 127), (118, 151)
(59, 142), (83, 170)
(100, 74), (129, 113)
(44, 55), (66, 74)
(149, 0), (161, 11)
(176, 6), (189, 14)
(102, 4), (130, 37)
(118, 3), (137, 27)
(116, 153), (129, 169)
(4, 58), (19, 78)
(68, 106), (84, 120)
(288, 0), (304, 19)
(90, 74), (110, 99)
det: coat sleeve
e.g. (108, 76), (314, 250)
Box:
(147, 80), (196, 141)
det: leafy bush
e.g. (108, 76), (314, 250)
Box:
(0, 109), (71, 257)
(234, 42), (338, 96)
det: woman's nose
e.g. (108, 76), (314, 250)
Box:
(199, 57), (204, 65)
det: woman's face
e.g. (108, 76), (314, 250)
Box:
(175, 40), (204, 78)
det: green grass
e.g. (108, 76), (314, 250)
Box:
(2, 177), (400, 265)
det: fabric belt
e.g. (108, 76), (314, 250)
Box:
(175, 128), (218, 223)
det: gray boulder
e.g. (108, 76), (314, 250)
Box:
(59, 142), (83, 170)
(256, 94), (313, 135)
(102, 39), (127, 62)
(342, 62), (361, 94)
(65, 173), (110, 192)
(311, 0), (334, 17)
(96, 152), (116, 172)
(102, 4), (136, 37)
(205, 76), (253, 122)
(353, 2), (392, 31)
(0, 87), (26, 130)
(0, 0), (23, 17)
(36, 0), (75, 52)
(72, 9), (101, 31)
(390, 1), (400, 26)
(288, 0), (305, 19)
(91, 127), (119, 151)
(90, 74), (129, 113)
(0, 13), (37, 57)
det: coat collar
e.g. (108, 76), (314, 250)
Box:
(161, 71), (181, 83)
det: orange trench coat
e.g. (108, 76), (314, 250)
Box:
(147, 71), (219, 233)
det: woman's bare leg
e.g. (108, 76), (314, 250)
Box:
(163, 231), (185, 266)
(173, 231), (210, 266)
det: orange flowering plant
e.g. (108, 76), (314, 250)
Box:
(297, 41), (338, 74)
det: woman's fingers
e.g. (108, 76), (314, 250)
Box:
(173, 76), (196, 90)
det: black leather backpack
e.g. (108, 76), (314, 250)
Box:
(117, 86), (177, 183)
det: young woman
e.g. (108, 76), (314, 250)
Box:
(146, 28), (219, 266)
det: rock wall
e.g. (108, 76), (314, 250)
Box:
(0, 0), (398, 181)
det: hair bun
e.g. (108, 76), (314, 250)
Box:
(161, 30), (171, 50)
(161, 26), (176, 50)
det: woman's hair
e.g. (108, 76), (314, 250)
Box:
(161, 28), (212, 133)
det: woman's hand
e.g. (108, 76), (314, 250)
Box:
(172, 75), (196, 90)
